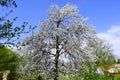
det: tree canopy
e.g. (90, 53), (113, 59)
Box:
(20, 4), (116, 80)
(23, 3), (97, 80)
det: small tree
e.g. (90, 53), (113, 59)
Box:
(86, 39), (116, 75)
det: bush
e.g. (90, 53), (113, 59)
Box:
(0, 47), (20, 80)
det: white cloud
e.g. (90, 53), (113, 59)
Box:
(107, 26), (120, 35)
(97, 25), (120, 57)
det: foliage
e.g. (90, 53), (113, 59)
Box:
(23, 74), (37, 80)
(76, 39), (116, 80)
(59, 77), (80, 80)
(0, 0), (17, 7)
(20, 3), (116, 80)
(89, 39), (116, 73)
(59, 75), (120, 80)
(0, 46), (20, 79)
(23, 3), (97, 80)
(117, 58), (120, 64)
(0, 0), (36, 45)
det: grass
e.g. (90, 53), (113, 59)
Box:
(59, 75), (120, 80)
(59, 77), (80, 80)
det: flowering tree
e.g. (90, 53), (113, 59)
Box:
(76, 38), (116, 80)
(89, 39), (116, 74)
(25, 4), (96, 80)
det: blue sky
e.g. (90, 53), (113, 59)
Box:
(1, 0), (120, 56)
(8, 0), (120, 32)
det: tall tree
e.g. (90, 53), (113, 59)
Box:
(24, 4), (96, 80)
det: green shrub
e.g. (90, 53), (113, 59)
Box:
(0, 47), (20, 80)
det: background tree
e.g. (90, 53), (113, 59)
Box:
(87, 39), (115, 75)
(0, 0), (35, 46)
(24, 4), (97, 80)
(0, 0), (17, 7)
(0, 46), (20, 80)
(117, 58), (120, 64)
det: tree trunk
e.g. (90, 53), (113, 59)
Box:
(54, 52), (59, 80)
(54, 36), (59, 80)
(53, 21), (60, 80)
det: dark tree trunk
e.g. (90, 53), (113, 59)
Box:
(54, 53), (59, 80)
(53, 21), (60, 80)
(54, 36), (59, 80)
